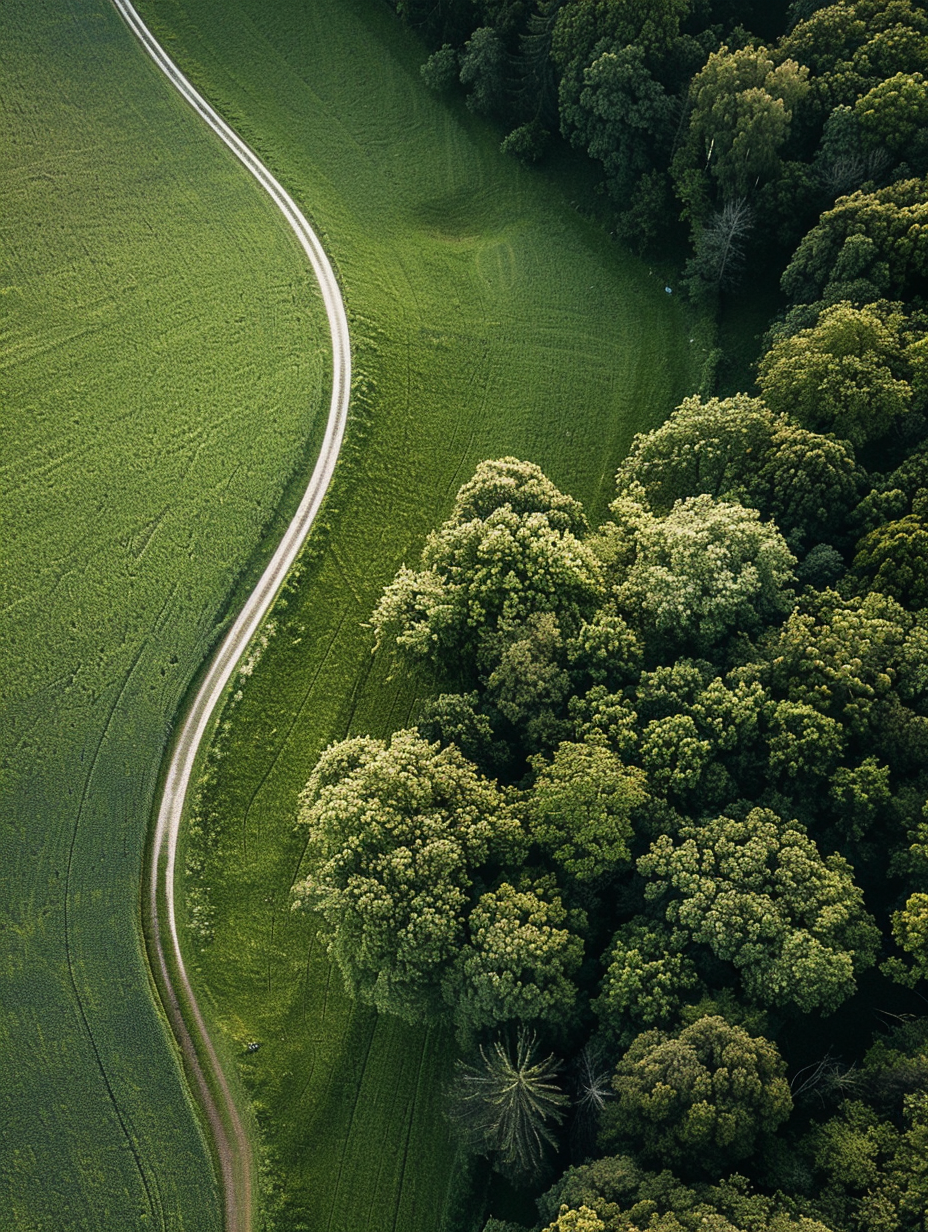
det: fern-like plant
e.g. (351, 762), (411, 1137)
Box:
(450, 1028), (568, 1178)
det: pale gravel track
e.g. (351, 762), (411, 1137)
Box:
(110, 3), (351, 1229)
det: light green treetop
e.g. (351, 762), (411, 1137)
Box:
(372, 458), (602, 678)
(616, 493), (796, 650)
(292, 728), (521, 1022)
(757, 301), (923, 447)
(683, 46), (809, 196)
(528, 740), (648, 880)
(639, 808), (880, 1014)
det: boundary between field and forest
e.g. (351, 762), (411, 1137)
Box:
(110, 2), (351, 1228)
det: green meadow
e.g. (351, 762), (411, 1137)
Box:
(134, 0), (705, 1227)
(0, 0), (330, 1226)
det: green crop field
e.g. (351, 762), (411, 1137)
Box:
(130, 0), (706, 1228)
(0, 1), (331, 1227)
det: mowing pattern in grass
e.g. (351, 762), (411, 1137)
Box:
(0, 1), (330, 1226)
(134, 0), (704, 1227)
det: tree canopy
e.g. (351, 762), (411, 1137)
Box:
(757, 301), (925, 447)
(615, 493), (796, 650)
(615, 395), (861, 543)
(678, 46), (809, 199)
(371, 457), (603, 679)
(447, 875), (584, 1033)
(780, 178), (928, 307)
(599, 1016), (793, 1173)
(639, 807), (880, 1014)
(292, 729), (521, 1021)
(528, 740), (648, 881)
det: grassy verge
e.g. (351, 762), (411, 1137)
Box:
(135, 0), (706, 1227)
(0, 1), (330, 1226)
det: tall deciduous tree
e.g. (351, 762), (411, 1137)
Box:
(528, 740), (648, 880)
(372, 458), (602, 680)
(677, 46), (809, 199)
(551, 0), (690, 71)
(600, 1016), (793, 1173)
(559, 43), (673, 198)
(855, 71), (928, 157)
(639, 807), (880, 1014)
(758, 301), (924, 447)
(781, 178), (928, 305)
(446, 875), (583, 1032)
(616, 493), (796, 651)
(594, 919), (702, 1046)
(292, 729), (522, 1022)
(615, 395), (862, 545)
(853, 507), (928, 609)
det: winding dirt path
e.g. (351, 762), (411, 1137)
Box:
(110, 3), (351, 1228)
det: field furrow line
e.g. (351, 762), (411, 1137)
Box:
(108, 4), (352, 1230)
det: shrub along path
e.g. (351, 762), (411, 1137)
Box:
(134, 0), (705, 1228)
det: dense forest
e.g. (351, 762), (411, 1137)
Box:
(397, 0), (928, 309)
(290, 2), (927, 1230)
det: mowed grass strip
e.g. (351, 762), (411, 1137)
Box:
(0, 1), (330, 1227)
(136, 0), (704, 1228)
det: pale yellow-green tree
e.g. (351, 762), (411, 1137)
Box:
(292, 729), (522, 1022)
(758, 301), (924, 447)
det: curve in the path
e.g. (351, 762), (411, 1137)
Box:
(110, 3), (351, 1229)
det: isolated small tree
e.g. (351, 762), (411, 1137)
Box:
(450, 1029), (568, 1179)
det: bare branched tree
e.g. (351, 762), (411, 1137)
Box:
(574, 1042), (612, 1116)
(817, 148), (892, 198)
(449, 1028), (568, 1179)
(789, 1051), (858, 1106)
(568, 1041), (613, 1157)
(686, 197), (755, 297)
